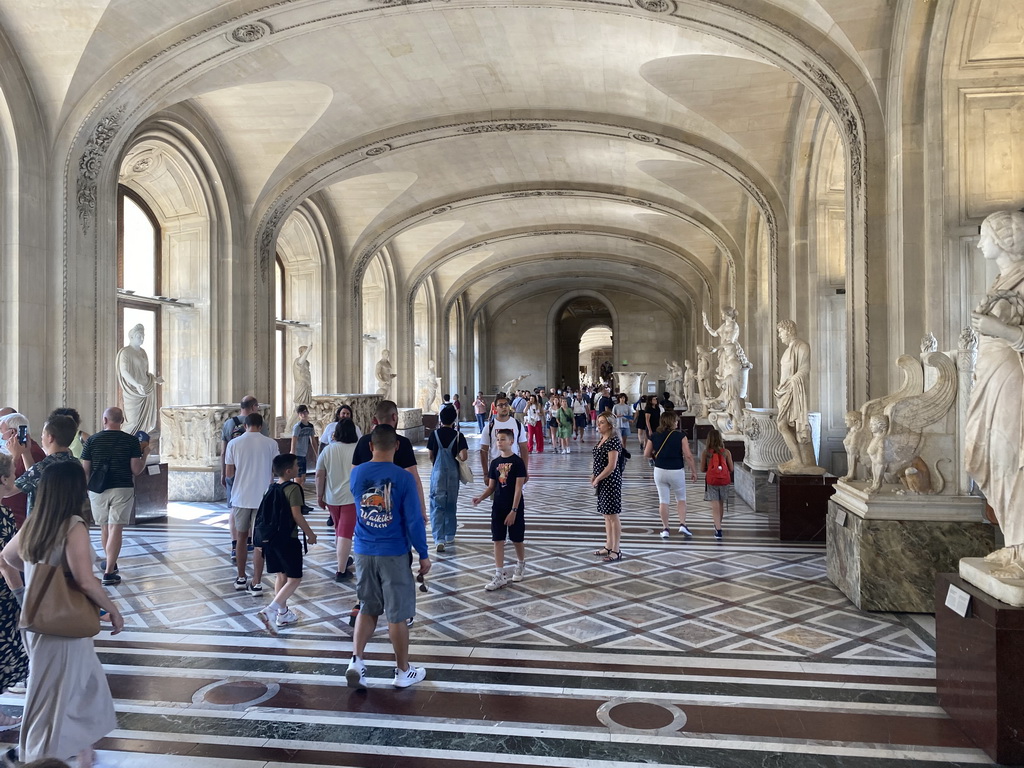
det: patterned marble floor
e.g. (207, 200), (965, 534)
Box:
(0, 425), (995, 767)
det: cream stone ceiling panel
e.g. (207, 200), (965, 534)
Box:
(193, 81), (333, 209)
(966, 0), (1024, 63)
(390, 220), (467, 277)
(641, 55), (802, 185)
(637, 159), (749, 240)
(320, 172), (419, 252)
(168, 8), (763, 182)
(0, 0), (110, 127)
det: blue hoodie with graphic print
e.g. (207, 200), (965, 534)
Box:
(350, 461), (428, 559)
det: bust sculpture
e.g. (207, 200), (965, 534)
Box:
(375, 349), (397, 399)
(965, 209), (1024, 578)
(116, 323), (162, 436)
(774, 320), (823, 474)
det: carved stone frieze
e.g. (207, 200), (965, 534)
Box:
(160, 404), (272, 469)
(311, 394), (382, 437)
(461, 122), (555, 133)
(632, 0), (676, 12)
(77, 106), (126, 232)
(230, 22), (270, 44)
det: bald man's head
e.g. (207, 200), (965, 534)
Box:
(103, 407), (125, 427)
(0, 408), (15, 418)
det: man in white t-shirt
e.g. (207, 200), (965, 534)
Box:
(224, 413), (280, 593)
(479, 394), (529, 481)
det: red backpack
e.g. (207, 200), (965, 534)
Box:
(706, 449), (731, 486)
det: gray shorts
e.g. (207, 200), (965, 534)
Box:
(232, 507), (258, 533)
(89, 487), (134, 525)
(355, 553), (417, 624)
(704, 484), (729, 502)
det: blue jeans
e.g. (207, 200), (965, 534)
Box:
(430, 488), (459, 545)
(476, 414), (486, 432)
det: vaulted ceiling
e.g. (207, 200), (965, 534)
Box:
(0, 0), (893, 321)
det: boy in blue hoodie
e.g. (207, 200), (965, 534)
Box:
(345, 424), (431, 690)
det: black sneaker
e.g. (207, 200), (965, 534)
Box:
(102, 572), (122, 586)
(99, 561), (118, 574)
(335, 570), (353, 583)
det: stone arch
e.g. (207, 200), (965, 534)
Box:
(116, 120), (228, 408)
(545, 290), (621, 388)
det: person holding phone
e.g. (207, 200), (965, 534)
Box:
(0, 414), (45, 528)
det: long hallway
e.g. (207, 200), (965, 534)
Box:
(0, 428), (992, 767)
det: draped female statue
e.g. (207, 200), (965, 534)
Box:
(116, 324), (161, 436)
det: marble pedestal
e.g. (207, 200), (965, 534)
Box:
(397, 407), (424, 443)
(767, 473), (837, 541)
(936, 574), (1024, 765)
(168, 468), (224, 502)
(133, 462), (168, 522)
(826, 484), (995, 612)
(734, 463), (773, 513)
(679, 415), (696, 440)
(694, 419), (712, 441)
(723, 439), (745, 464)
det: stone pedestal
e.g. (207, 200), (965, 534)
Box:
(161, 403), (271, 502)
(741, 407), (788, 471)
(694, 419), (712, 441)
(612, 371), (647, 402)
(826, 483), (995, 612)
(960, 558), (1024, 608)
(734, 462), (773, 513)
(132, 462), (168, 522)
(397, 407), (424, 443)
(936, 574), (1024, 765)
(767, 473), (837, 542)
(679, 415), (696, 440)
(723, 439), (745, 464)
(422, 414), (438, 440)
(310, 394), (382, 437)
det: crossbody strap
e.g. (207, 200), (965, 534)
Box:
(653, 430), (678, 460)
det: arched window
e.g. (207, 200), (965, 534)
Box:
(117, 187), (161, 406)
(275, 256), (287, 419)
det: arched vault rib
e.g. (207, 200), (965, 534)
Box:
(467, 273), (689, 327)
(439, 248), (702, 324)
(410, 225), (715, 309)
(345, 185), (741, 292)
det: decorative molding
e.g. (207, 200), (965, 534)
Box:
(431, 205), (452, 214)
(461, 122), (555, 133)
(229, 21), (271, 43)
(802, 60), (864, 196)
(365, 144), (391, 156)
(77, 105), (126, 233)
(632, 0), (676, 12)
(629, 132), (659, 144)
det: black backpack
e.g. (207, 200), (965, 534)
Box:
(253, 481), (298, 548)
(229, 415), (245, 440)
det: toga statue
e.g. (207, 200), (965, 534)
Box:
(501, 372), (530, 397)
(965, 209), (1024, 577)
(293, 343), (313, 406)
(695, 345), (714, 416)
(116, 324), (161, 437)
(375, 349), (397, 399)
(664, 360), (684, 406)
(774, 320), (824, 475)
(421, 359), (441, 412)
(682, 360), (696, 412)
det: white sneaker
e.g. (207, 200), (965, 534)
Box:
(394, 665), (426, 688)
(276, 610), (298, 627)
(485, 571), (508, 591)
(256, 609), (278, 636)
(659, 528), (670, 539)
(512, 561), (525, 582)
(346, 657), (368, 690)
(679, 525), (693, 537)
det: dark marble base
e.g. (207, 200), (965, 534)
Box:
(766, 473), (837, 542)
(936, 574), (1024, 765)
(827, 502), (996, 612)
(734, 462), (773, 513)
(694, 422), (712, 441)
(422, 414), (438, 439)
(132, 462), (168, 522)
(679, 415), (695, 440)
(723, 439), (745, 464)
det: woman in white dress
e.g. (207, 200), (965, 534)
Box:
(1, 461), (124, 767)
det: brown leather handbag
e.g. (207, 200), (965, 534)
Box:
(19, 523), (100, 638)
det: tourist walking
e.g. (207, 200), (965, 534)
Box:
(315, 418), (359, 582)
(556, 398), (574, 454)
(473, 393), (487, 433)
(699, 428), (734, 538)
(611, 393), (632, 445)
(591, 412), (623, 562)
(644, 411), (698, 538)
(572, 395), (588, 441)
(427, 405), (468, 552)
(545, 395), (560, 449)
(525, 394), (544, 453)
(0, 455), (27, 727)
(1, 462), (123, 768)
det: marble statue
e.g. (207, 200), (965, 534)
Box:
(841, 411), (864, 482)
(292, 343), (313, 406)
(682, 360), (696, 413)
(501, 372), (531, 396)
(421, 359), (442, 412)
(965, 209), (1024, 577)
(116, 323), (162, 436)
(921, 332), (938, 354)
(702, 307), (750, 386)
(712, 342), (744, 434)
(695, 345), (714, 416)
(375, 349), (397, 399)
(774, 320), (824, 475)
(664, 360), (684, 406)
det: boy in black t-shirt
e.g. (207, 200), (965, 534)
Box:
(256, 454), (318, 634)
(472, 429), (527, 591)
